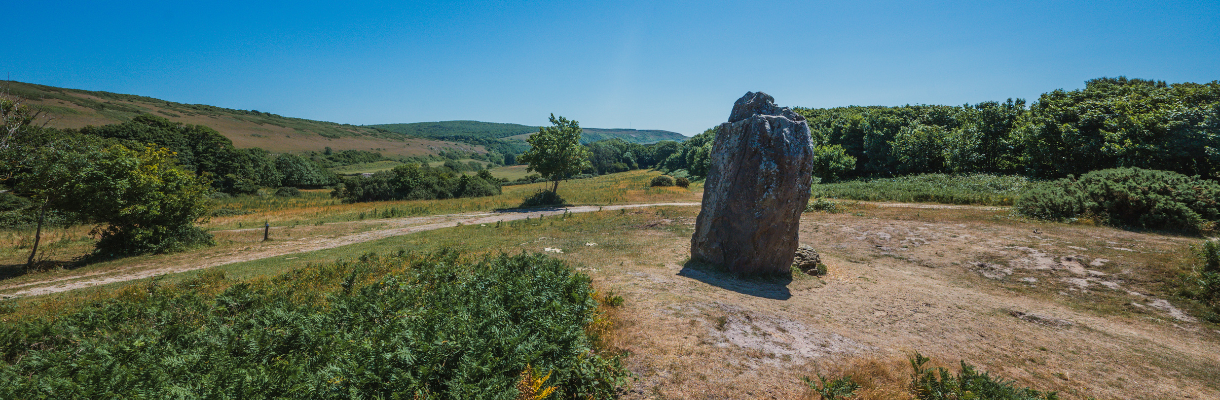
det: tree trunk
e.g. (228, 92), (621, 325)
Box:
(26, 198), (47, 268)
(552, 179), (560, 194)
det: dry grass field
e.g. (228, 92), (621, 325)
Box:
(1, 171), (1217, 399)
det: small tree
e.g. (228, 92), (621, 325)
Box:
(518, 114), (591, 194)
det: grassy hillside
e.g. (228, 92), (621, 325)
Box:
(371, 120), (688, 145)
(2, 80), (481, 157)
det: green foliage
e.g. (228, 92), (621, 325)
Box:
(801, 374), (859, 400)
(1019, 77), (1220, 179)
(1184, 240), (1220, 322)
(812, 144), (857, 183)
(518, 115), (592, 193)
(334, 164), (502, 203)
(276, 154), (339, 188)
(813, 174), (1030, 206)
(649, 175), (675, 187)
(909, 353), (1058, 400)
(659, 127), (715, 179)
(520, 190), (569, 208)
(805, 198), (844, 214)
(274, 187), (301, 197)
(0, 252), (629, 399)
(1015, 168), (1220, 233)
(66, 145), (214, 256)
(674, 177), (690, 188)
(891, 124), (949, 174)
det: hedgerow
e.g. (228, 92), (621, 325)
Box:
(0, 251), (628, 399)
(1015, 168), (1220, 234)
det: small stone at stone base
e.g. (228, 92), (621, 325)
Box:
(792, 245), (823, 275)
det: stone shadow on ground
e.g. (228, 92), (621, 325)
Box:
(677, 259), (792, 300)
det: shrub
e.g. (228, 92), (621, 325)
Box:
(1188, 240), (1220, 322)
(909, 353), (1058, 400)
(805, 198), (843, 214)
(274, 186), (301, 197)
(650, 175), (675, 187)
(812, 173), (1029, 206)
(0, 252), (629, 398)
(1015, 168), (1220, 234)
(674, 177), (690, 188)
(521, 190), (568, 208)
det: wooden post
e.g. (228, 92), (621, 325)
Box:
(263, 222), (270, 241)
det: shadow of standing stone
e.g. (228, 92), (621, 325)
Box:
(691, 92), (815, 275)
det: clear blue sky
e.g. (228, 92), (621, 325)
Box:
(4, 1), (1218, 136)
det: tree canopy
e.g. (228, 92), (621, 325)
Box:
(518, 114), (591, 193)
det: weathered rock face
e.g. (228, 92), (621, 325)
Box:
(792, 245), (823, 275)
(691, 91), (815, 274)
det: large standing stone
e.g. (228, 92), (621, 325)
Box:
(691, 92), (815, 274)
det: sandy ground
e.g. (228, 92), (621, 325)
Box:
(588, 209), (1218, 399)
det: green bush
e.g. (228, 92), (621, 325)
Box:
(274, 186), (301, 197)
(802, 374), (859, 400)
(1015, 168), (1220, 234)
(1187, 240), (1220, 322)
(0, 252), (628, 399)
(650, 175), (675, 187)
(520, 190), (568, 208)
(674, 177), (690, 188)
(910, 353), (1058, 400)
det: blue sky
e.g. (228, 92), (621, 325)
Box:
(4, 1), (1218, 136)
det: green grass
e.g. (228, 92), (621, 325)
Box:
(329, 160), (404, 175)
(0, 251), (629, 399)
(812, 173), (1031, 206)
(487, 165), (533, 181)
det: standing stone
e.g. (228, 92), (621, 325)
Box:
(691, 92), (815, 274)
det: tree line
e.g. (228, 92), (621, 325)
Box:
(796, 77), (1220, 182)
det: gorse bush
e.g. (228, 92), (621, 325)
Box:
(811, 173), (1030, 206)
(1015, 168), (1220, 234)
(674, 177), (690, 188)
(520, 190), (568, 208)
(649, 175), (675, 187)
(0, 251), (629, 399)
(1186, 240), (1220, 322)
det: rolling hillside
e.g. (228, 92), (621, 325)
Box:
(2, 80), (481, 157)
(371, 121), (688, 145)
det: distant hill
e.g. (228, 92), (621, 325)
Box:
(371, 121), (688, 145)
(1, 80), (481, 157)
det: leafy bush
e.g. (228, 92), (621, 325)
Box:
(812, 173), (1030, 206)
(0, 252), (629, 399)
(521, 190), (568, 208)
(802, 374), (859, 400)
(910, 353), (1058, 400)
(334, 165), (501, 203)
(1186, 240), (1220, 322)
(675, 177), (690, 188)
(274, 186), (301, 197)
(811, 144), (857, 183)
(650, 175), (675, 187)
(1015, 168), (1220, 234)
(805, 198), (843, 214)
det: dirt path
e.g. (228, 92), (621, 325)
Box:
(0, 203), (701, 298)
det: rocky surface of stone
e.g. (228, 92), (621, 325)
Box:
(792, 245), (824, 275)
(691, 91), (816, 274)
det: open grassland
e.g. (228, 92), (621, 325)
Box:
(813, 174), (1032, 206)
(487, 164), (534, 181)
(2, 202), (1217, 399)
(0, 170), (700, 282)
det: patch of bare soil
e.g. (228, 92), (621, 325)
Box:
(586, 209), (1218, 400)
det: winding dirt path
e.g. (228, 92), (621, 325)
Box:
(1, 203), (701, 298)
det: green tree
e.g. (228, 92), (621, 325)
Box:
(518, 114), (591, 194)
(21, 144), (213, 258)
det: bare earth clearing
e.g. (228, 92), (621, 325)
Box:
(3, 201), (1217, 399)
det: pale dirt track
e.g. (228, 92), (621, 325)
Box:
(0, 203), (701, 298)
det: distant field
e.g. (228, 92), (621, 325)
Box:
(426, 159), (492, 169)
(330, 160), (404, 175)
(487, 165), (532, 181)
(2, 80), (482, 158)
